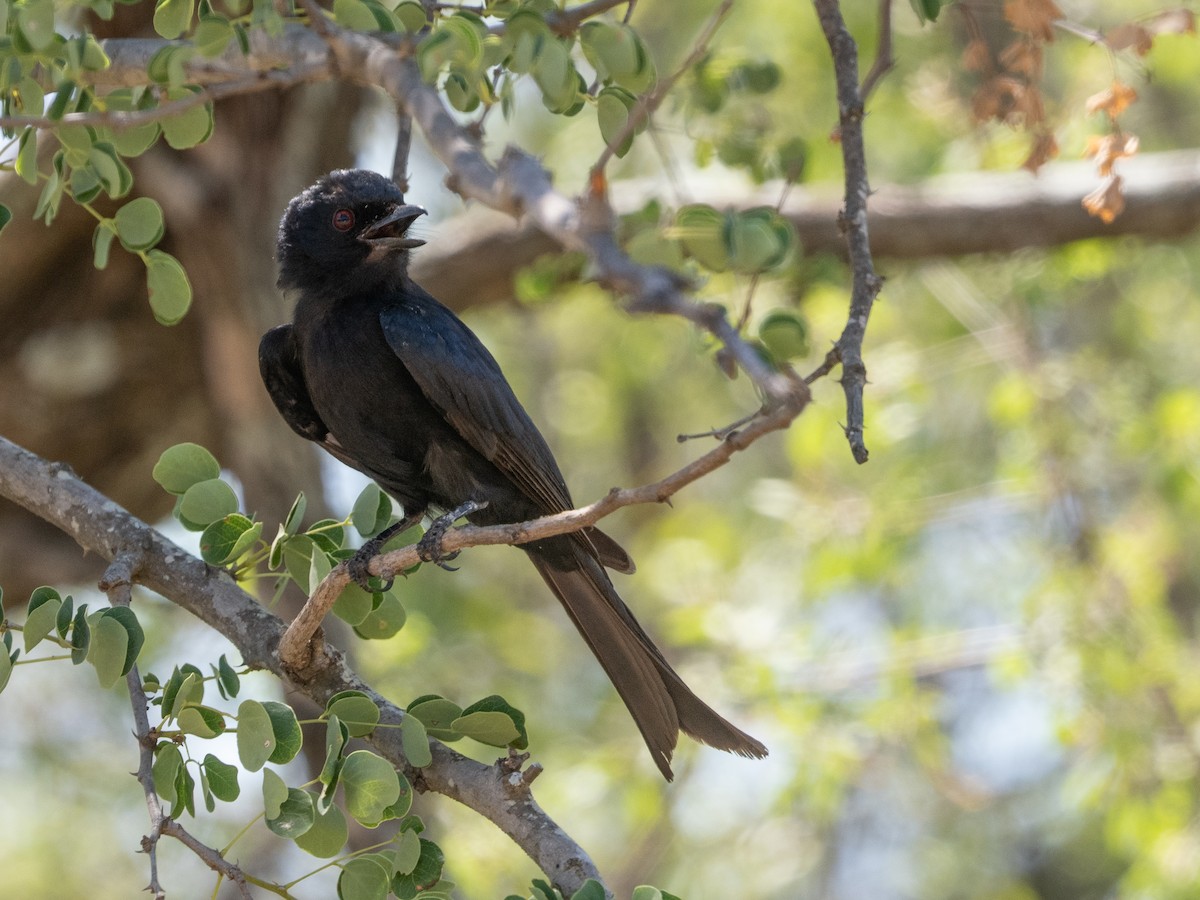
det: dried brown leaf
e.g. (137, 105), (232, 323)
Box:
(1105, 23), (1154, 55)
(1085, 81), (1138, 118)
(1083, 132), (1139, 176)
(1146, 8), (1195, 36)
(1004, 0), (1064, 42)
(1082, 174), (1125, 223)
(999, 39), (1044, 77)
(1022, 131), (1059, 173)
(962, 39), (991, 72)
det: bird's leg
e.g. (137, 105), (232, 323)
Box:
(348, 510), (423, 592)
(417, 500), (488, 571)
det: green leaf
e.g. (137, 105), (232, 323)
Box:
(728, 207), (793, 273)
(341, 750), (402, 826)
(153, 0), (195, 39)
(0, 204), (11, 235)
(200, 513), (257, 565)
(100, 90), (161, 157)
(202, 753), (240, 802)
(332, 582), (375, 626)
(393, 1), (426, 32)
(457, 694), (527, 748)
(160, 87), (214, 149)
(154, 442), (220, 494)
(325, 692), (380, 738)
(145, 249), (193, 324)
(673, 204), (730, 271)
(16, 129), (39, 186)
(580, 22), (640, 83)
(169, 670), (204, 716)
(596, 85), (638, 158)
(319, 715), (348, 804)
(179, 705), (226, 738)
(0, 645), (11, 695)
(179, 478), (239, 527)
(332, 0), (378, 31)
(93, 222), (117, 270)
(572, 882), (608, 900)
(88, 613), (129, 688)
(70, 603), (90, 664)
(400, 714), (432, 768)
(296, 802), (348, 858)
(237, 699), (276, 771)
(24, 587), (62, 653)
(217, 654), (241, 698)
(263, 700), (303, 764)
(115, 197), (166, 252)
(193, 14), (233, 56)
(153, 743), (184, 803)
(262, 767), (288, 818)
(392, 828), (421, 875)
(71, 166), (103, 204)
(55, 594), (74, 638)
(758, 309), (809, 361)
(101, 606), (145, 675)
(406, 696), (463, 742)
(452, 710), (520, 747)
(351, 483), (384, 536)
(284, 492), (307, 534)
(17, 0), (56, 51)
(352, 592), (406, 640)
(909, 0), (942, 24)
(339, 856), (391, 900)
(390, 839), (444, 898)
(266, 787), (315, 839)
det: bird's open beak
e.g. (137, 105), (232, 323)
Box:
(360, 203), (427, 250)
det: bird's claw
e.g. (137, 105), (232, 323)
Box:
(348, 535), (394, 592)
(417, 499), (486, 570)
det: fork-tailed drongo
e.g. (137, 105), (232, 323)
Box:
(259, 169), (767, 779)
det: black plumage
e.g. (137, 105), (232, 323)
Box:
(260, 169), (767, 779)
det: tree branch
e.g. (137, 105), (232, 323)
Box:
(279, 396), (806, 669)
(0, 435), (604, 897)
(815, 0), (883, 464)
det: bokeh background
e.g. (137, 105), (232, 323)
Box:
(3, 1), (1200, 897)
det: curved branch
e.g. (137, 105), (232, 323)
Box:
(0, 435), (603, 897)
(280, 397), (806, 668)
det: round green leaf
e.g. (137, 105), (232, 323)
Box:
(296, 802), (348, 858)
(390, 839), (444, 897)
(326, 693), (380, 737)
(266, 787), (315, 839)
(194, 14), (233, 56)
(160, 88), (214, 149)
(339, 856), (391, 900)
(0, 647), (11, 696)
(102, 606), (145, 676)
(179, 706), (226, 738)
(153, 743), (184, 803)
(332, 0), (377, 31)
(352, 592), (406, 640)
(341, 750), (401, 826)
(93, 222), (117, 269)
(202, 753), (240, 802)
(451, 710), (520, 747)
(23, 596), (62, 653)
(393, 0), (426, 31)
(179, 478), (239, 526)
(264, 700), (303, 764)
(674, 204), (730, 271)
(262, 767), (288, 818)
(332, 582), (375, 626)
(406, 697), (463, 742)
(400, 713), (432, 768)
(153, 0), (194, 40)
(0, 204), (11, 235)
(145, 249), (193, 325)
(758, 309), (809, 361)
(88, 614), (128, 688)
(17, 0), (56, 51)
(16, 128), (39, 186)
(153, 442), (220, 494)
(729, 208), (792, 273)
(392, 828), (421, 876)
(596, 86), (638, 158)
(200, 513), (256, 565)
(115, 197), (165, 252)
(237, 699), (276, 771)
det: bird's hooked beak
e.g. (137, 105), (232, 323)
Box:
(360, 203), (427, 252)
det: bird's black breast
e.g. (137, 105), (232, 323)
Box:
(291, 290), (529, 518)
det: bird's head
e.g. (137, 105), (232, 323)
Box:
(276, 169), (427, 295)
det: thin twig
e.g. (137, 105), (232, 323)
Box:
(858, 0), (895, 104)
(280, 395), (806, 669)
(814, 0), (884, 464)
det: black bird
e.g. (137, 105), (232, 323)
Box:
(259, 169), (767, 779)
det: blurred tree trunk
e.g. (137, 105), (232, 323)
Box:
(0, 6), (365, 601)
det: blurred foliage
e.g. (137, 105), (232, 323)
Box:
(5, 0), (1200, 897)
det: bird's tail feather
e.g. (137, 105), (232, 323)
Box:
(526, 538), (767, 780)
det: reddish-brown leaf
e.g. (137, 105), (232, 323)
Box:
(1104, 23), (1153, 55)
(962, 39), (991, 72)
(1021, 130), (1059, 173)
(999, 39), (1044, 77)
(1146, 8), (1195, 36)
(1082, 174), (1125, 224)
(1004, 0), (1064, 42)
(1085, 81), (1138, 118)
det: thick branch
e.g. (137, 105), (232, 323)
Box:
(0, 435), (602, 897)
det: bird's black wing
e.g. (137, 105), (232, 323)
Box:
(258, 324), (361, 471)
(379, 290), (574, 516)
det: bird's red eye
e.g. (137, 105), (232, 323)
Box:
(332, 209), (354, 231)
